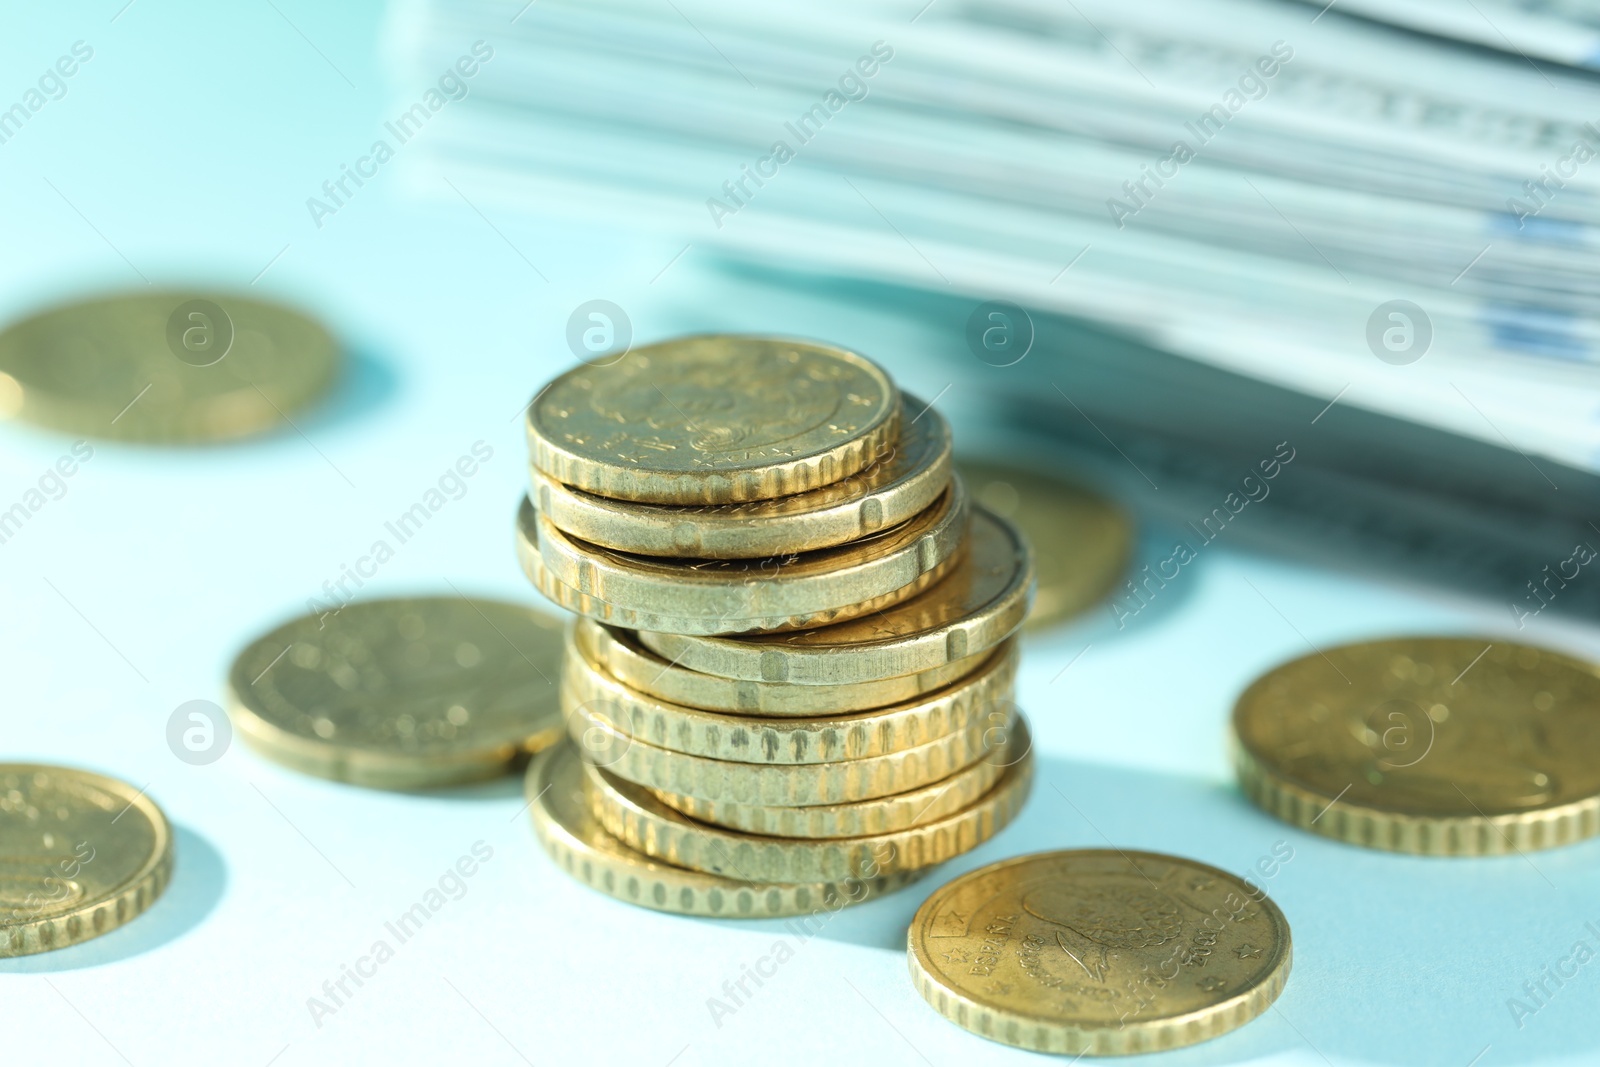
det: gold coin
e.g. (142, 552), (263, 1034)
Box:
(529, 394), (950, 557)
(1233, 636), (1600, 854)
(573, 704), (1012, 806)
(566, 628), (1017, 764)
(526, 741), (921, 918)
(957, 459), (1132, 630)
(525, 335), (899, 504)
(585, 742), (1033, 882)
(518, 479), (966, 635)
(1, 765), (174, 958)
(228, 596), (565, 789)
(640, 505), (1032, 684)
(907, 849), (1292, 1055)
(656, 717), (1029, 838)
(0, 291), (339, 442)
(575, 619), (990, 716)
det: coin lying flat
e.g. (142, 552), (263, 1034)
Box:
(565, 630), (1017, 764)
(526, 741), (922, 918)
(1233, 637), (1600, 855)
(641, 505), (1033, 684)
(958, 459), (1131, 630)
(526, 335), (899, 504)
(519, 479), (966, 635)
(1, 765), (174, 958)
(0, 291), (339, 442)
(228, 597), (566, 789)
(530, 394), (951, 557)
(575, 619), (990, 716)
(656, 718), (1029, 838)
(586, 741), (1032, 882)
(907, 849), (1292, 1056)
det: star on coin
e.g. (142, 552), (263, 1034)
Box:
(1199, 977), (1227, 993)
(941, 949), (971, 964)
(1236, 943), (1262, 959)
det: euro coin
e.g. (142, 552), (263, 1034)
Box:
(0, 291), (339, 442)
(525, 335), (898, 504)
(1, 765), (174, 958)
(228, 596), (565, 789)
(957, 459), (1132, 630)
(519, 478), (966, 635)
(585, 741), (1033, 882)
(640, 505), (1032, 684)
(907, 849), (1292, 1055)
(575, 619), (991, 716)
(526, 741), (921, 917)
(529, 394), (951, 557)
(656, 717), (1030, 838)
(1233, 637), (1600, 854)
(565, 631), (1017, 764)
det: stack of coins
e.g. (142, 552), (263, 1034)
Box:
(517, 335), (1036, 917)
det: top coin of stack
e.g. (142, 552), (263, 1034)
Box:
(517, 335), (1036, 917)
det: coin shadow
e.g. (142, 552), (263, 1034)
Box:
(0, 824), (227, 974)
(278, 344), (399, 437)
(703, 755), (1600, 1067)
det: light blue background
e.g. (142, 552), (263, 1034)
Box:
(2, 3), (1599, 1066)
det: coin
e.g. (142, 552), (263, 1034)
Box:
(958, 459), (1132, 630)
(519, 478), (966, 635)
(228, 596), (565, 789)
(907, 849), (1292, 1055)
(526, 741), (922, 917)
(585, 742), (1033, 882)
(1, 765), (174, 958)
(575, 619), (991, 716)
(565, 630), (1017, 764)
(656, 717), (1030, 838)
(0, 291), (339, 442)
(640, 505), (1032, 684)
(528, 394), (951, 557)
(525, 335), (899, 504)
(1233, 637), (1600, 854)
(576, 707), (1012, 806)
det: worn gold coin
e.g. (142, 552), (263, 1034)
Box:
(1233, 637), (1600, 854)
(1, 765), (174, 958)
(519, 478), (966, 635)
(526, 335), (899, 504)
(526, 741), (920, 917)
(958, 459), (1131, 630)
(908, 849), (1292, 1055)
(586, 742), (1033, 882)
(575, 619), (990, 716)
(656, 717), (1029, 838)
(566, 630), (1016, 764)
(641, 505), (1032, 684)
(228, 597), (565, 789)
(530, 394), (950, 557)
(0, 291), (339, 442)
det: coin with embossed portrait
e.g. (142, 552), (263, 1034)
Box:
(227, 596), (565, 789)
(1234, 636), (1600, 855)
(907, 849), (1291, 1055)
(1, 765), (174, 958)
(525, 335), (899, 504)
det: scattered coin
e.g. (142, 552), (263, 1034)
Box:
(639, 505), (1033, 684)
(957, 458), (1131, 630)
(529, 394), (951, 557)
(0, 765), (174, 958)
(1233, 637), (1600, 854)
(526, 741), (922, 917)
(525, 335), (900, 504)
(907, 849), (1292, 1055)
(227, 596), (566, 789)
(0, 291), (339, 442)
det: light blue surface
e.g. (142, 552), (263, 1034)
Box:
(2, 4), (1600, 1066)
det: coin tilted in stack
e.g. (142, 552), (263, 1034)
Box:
(517, 336), (1036, 918)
